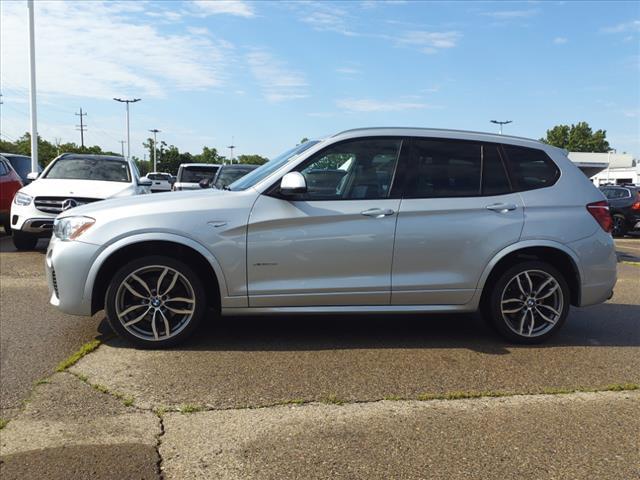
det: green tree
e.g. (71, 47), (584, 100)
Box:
(541, 122), (610, 152)
(193, 146), (220, 164)
(235, 154), (269, 165)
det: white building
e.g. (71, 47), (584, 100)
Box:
(568, 152), (638, 185)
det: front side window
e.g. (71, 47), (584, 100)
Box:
(44, 158), (131, 182)
(293, 138), (401, 200)
(502, 145), (559, 191)
(0, 160), (8, 176)
(406, 140), (482, 198)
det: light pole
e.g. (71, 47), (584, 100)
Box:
(27, 0), (38, 173)
(490, 120), (512, 135)
(227, 137), (236, 164)
(149, 129), (160, 172)
(119, 140), (126, 157)
(113, 98), (141, 160)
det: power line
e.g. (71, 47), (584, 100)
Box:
(75, 108), (87, 148)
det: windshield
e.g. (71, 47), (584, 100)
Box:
(229, 141), (320, 191)
(44, 158), (131, 182)
(179, 166), (219, 183)
(213, 166), (258, 189)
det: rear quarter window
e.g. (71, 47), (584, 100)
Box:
(502, 145), (560, 191)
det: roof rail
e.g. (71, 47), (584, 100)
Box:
(331, 126), (540, 143)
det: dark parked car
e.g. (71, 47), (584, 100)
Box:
(199, 164), (260, 190)
(600, 185), (640, 237)
(0, 153), (42, 184)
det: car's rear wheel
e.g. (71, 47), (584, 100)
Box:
(105, 256), (206, 348)
(12, 231), (38, 251)
(612, 214), (627, 237)
(486, 261), (569, 344)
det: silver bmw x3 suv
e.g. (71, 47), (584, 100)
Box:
(46, 128), (617, 347)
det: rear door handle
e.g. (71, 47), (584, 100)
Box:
(361, 208), (395, 218)
(486, 203), (517, 213)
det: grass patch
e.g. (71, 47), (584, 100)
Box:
(123, 397), (134, 407)
(323, 394), (344, 405)
(35, 378), (50, 385)
(179, 404), (203, 414)
(55, 339), (101, 372)
(280, 398), (306, 406)
(621, 261), (640, 267)
(0, 418), (8, 430)
(92, 384), (110, 394)
(154, 407), (167, 418)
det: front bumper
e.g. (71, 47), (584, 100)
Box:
(46, 235), (99, 316)
(11, 201), (56, 236)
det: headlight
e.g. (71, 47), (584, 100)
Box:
(53, 216), (95, 241)
(14, 192), (33, 206)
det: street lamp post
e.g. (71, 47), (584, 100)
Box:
(149, 129), (160, 172)
(490, 120), (512, 135)
(113, 98), (141, 161)
(27, 0), (38, 173)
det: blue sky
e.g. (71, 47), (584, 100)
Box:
(1, 0), (639, 161)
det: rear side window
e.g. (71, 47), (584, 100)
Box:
(502, 145), (559, 191)
(407, 140), (481, 198)
(0, 160), (8, 176)
(179, 166), (219, 183)
(482, 144), (511, 196)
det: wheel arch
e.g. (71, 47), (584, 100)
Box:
(87, 233), (227, 315)
(478, 241), (582, 308)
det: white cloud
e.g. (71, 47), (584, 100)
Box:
(482, 9), (538, 19)
(246, 50), (308, 103)
(336, 98), (430, 112)
(336, 66), (362, 76)
(394, 30), (461, 53)
(553, 37), (568, 44)
(301, 6), (358, 36)
(190, 0), (255, 18)
(601, 20), (640, 34)
(0, 1), (232, 99)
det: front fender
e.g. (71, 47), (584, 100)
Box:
(82, 231), (229, 302)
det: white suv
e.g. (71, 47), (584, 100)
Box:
(11, 153), (151, 250)
(141, 172), (173, 193)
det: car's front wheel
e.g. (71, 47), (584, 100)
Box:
(486, 261), (570, 344)
(12, 231), (38, 251)
(105, 256), (207, 348)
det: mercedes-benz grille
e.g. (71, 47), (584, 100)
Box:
(34, 197), (100, 214)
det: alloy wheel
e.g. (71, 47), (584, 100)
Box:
(500, 269), (564, 338)
(115, 265), (196, 341)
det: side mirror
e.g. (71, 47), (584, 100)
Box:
(137, 178), (152, 187)
(199, 178), (211, 189)
(280, 172), (307, 196)
(26, 172), (39, 181)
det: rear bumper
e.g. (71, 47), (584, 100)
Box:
(568, 229), (617, 307)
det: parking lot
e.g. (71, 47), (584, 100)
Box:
(1, 232), (639, 479)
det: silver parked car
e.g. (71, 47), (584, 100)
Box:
(46, 128), (617, 347)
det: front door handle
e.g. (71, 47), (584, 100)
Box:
(486, 203), (518, 213)
(361, 208), (395, 218)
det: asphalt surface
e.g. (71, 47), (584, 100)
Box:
(0, 234), (105, 419)
(0, 231), (639, 478)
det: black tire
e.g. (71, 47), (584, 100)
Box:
(12, 231), (38, 251)
(2, 221), (11, 235)
(105, 255), (207, 348)
(484, 261), (570, 344)
(612, 214), (627, 238)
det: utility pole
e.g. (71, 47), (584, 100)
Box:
(149, 129), (160, 172)
(113, 97), (141, 161)
(119, 140), (126, 157)
(490, 120), (512, 135)
(54, 137), (61, 156)
(75, 108), (87, 148)
(227, 137), (236, 164)
(27, 0), (38, 173)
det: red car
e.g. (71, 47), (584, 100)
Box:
(0, 156), (24, 233)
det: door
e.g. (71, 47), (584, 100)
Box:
(391, 139), (524, 305)
(247, 138), (405, 307)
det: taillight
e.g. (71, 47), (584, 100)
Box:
(632, 194), (640, 211)
(586, 200), (613, 233)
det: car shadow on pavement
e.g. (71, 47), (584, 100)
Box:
(99, 301), (640, 354)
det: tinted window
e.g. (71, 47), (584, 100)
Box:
(293, 138), (401, 200)
(179, 166), (219, 183)
(44, 158), (131, 182)
(502, 145), (559, 191)
(213, 166), (257, 189)
(482, 144), (511, 195)
(5, 155), (41, 182)
(0, 160), (8, 176)
(407, 140), (481, 198)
